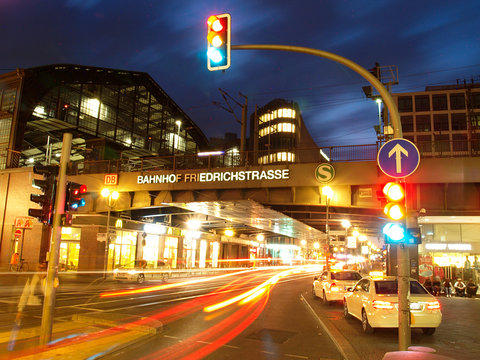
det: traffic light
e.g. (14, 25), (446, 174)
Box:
(65, 182), (87, 211)
(207, 13), (231, 71)
(28, 165), (58, 224)
(382, 182), (406, 221)
(381, 181), (408, 244)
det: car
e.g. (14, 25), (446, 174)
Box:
(113, 260), (171, 284)
(343, 275), (442, 335)
(313, 269), (362, 305)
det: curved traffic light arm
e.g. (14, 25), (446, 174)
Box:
(230, 44), (403, 139)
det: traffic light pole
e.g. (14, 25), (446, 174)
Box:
(39, 133), (72, 345)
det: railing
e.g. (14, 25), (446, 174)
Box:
(70, 140), (480, 175)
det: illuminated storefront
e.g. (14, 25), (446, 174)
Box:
(59, 227), (81, 271)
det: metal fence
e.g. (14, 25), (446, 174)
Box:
(70, 141), (480, 175)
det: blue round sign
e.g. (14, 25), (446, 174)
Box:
(377, 138), (420, 178)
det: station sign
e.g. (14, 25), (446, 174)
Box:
(137, 168), (290, 184)
(315, 163), (335, 183)
(104, 174), (118, 185)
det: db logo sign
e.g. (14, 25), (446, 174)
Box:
(104, 174), (118, 185)
(315, 163), (335, 183)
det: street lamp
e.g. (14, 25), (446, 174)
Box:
(322, 186), (334, 270)
(175, 120), (182, 151)
(101, 188), (119, 278)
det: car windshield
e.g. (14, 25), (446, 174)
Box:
(331, 272), (362, 281)
(375, 280), (428, 295)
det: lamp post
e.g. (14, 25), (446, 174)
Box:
(101, 188), (119, 278)
(322, 186), (334, 270)
(175, 120), (182, 152)
(342, 220), (351, 267)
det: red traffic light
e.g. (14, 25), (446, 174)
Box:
(207, 13), (231, 71)
(382, 182), (406, 221)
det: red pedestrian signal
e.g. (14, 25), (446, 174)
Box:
(207, 14), (231, 71)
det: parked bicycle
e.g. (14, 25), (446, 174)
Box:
(9, 259), (29, 272)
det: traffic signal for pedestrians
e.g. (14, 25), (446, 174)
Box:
(207, 13), (231, 71)
(369, 62), (380, 79)
(65, 182), (87, 211)
(28, 165), (58, 224)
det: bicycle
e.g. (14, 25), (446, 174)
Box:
(9, 259), (29, 272)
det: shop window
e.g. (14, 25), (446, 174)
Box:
(432, 94), (447, 111)
(433, 224), (461, 243)
(416, 115), (431, 132)
(415, 95), (430, 112)
(397, 96), (412, 112)
(164, 236), (178, 269)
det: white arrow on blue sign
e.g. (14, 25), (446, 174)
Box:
(377, 138), (420, 178)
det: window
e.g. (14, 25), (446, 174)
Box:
(375, 280), (428, 295)
(432, 94), (447, 110)
(416, 115), (431, 132)
(331, 271), (362, 281)
(452, 134), (468, 152)
(470, 93), (480, 109)
(450, 93), (465, 110)
(401, 115), (413, 132)
(451, 113), (467, 130)
(417, 135), (432, 152)
(433, 114), (449, 131)
(434, 134), (450, 153)
(415, 95), (430, 112)
(397, 96), (412, 112)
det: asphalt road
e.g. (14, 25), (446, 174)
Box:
(1, 269), (479, 360)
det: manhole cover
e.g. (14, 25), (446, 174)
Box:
(247, 328), (296, 344)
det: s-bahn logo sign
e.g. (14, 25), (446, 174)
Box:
(315, 163), (335, 183)
(137, 168), (290, 184)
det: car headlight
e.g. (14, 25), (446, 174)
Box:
(113, 269), (119, 274)
(127, 270), (137, 275)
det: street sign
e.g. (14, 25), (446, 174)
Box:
(377, 138), (420, 178)
(14, 229), (22, 238)
(14, 217), (34, 229)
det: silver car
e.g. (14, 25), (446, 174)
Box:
(113, 260), (171, 284)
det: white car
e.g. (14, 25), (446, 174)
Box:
(313, 270), (362, 305)
(113, 260), (171, 284)
(343, 276), (442, 335)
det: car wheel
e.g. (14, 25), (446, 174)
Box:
(343, 300), (351, 319)
(162, 273), (169, 282)
(422, 328), (436, 335)
(322, 291), (331, 306)
(137, 274), (145, 284)
(362, 309), (374, 334)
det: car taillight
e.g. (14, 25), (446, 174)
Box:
(372, 300), (394, 309)
(330, 282), (339, 292)
(426, 301), (440, 310)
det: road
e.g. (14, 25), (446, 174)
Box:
(0, 269), (479, 359)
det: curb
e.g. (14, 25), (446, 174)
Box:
(301, 294), (361, 360)
(73, 313), (162, 335)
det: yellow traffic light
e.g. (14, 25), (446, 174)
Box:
(382, 182), (406, 221)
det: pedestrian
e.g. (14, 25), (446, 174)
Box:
(8, 263), (47, 351)
(443, 278), (453, 297)
(466, 279), (478, 298)
(454, 278), (466, 297)
(423, 277), (433, 294)
(432, 276), (441, 296)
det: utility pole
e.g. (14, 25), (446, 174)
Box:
(213, 88), (248, 164)
(39, 133), (72, 345)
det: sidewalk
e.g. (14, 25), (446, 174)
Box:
(0, 312), (162, 359)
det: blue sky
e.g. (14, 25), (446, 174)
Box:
(1, 0), (479, 146)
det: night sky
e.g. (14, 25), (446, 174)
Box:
(1, 0), (479, 146)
